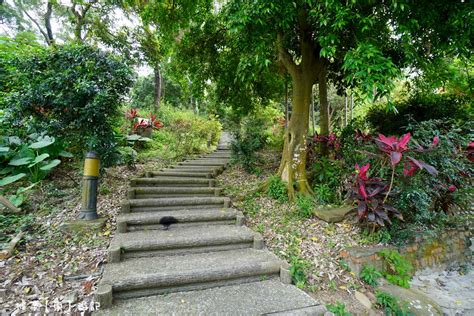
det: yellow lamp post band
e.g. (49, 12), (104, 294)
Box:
(79, 151), (100, 220)
(84, 153), (100, 177)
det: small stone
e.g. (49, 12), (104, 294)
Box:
(63, 291), (79, 305)
(355, 290), (372, 309)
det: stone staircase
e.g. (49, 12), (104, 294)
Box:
(95, 133), (326, 315)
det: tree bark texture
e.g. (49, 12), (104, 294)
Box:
(276, 31), (326, 198)
(44, 2), (54, 45)
(154, 64), (162, 111)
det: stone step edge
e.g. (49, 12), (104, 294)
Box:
(144, 171), (214, 179)
(116, 210), (245, 232)
(108, 234), (265, 263)
(96, 264), (292, 308)
(121, 197), (230, 212)
(130, 177), (215, 185)
(127, 187), (222, 199)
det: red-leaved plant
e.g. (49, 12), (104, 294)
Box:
(350, 133), (439, 228)
(350, 163), (402, 228)
(125, 109), (164, 133)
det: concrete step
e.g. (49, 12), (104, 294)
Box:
(108, 225), (259, 262)
(158, 167), (222, 177)
(201, 152), (231, 157)
(97, 248), (284, 301)
(130, 177), (215, 188)
(116, 208), (243, 232)
(178, 160), (229, 167)
(95, 280), (326, 315)
(146, 171), (213, 178)
(166, 165), (224, 173)
(122, 197), (230, 213)
(128, 187), (221, 199)
(192, 156), (230, 160)
(145, 169), (214, 179)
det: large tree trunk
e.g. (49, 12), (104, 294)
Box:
(318, 66), (330, 156)
(278, 72), (313, 198)
(154, 64), (162, 111)
(276, 28), (323, 198)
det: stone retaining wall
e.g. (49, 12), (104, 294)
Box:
(340, 228), (472, 275)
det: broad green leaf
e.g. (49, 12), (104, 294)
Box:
(8, 136), (22, 145)
(28, 153), (50, 168)
(0, 173), (27, 186)
(0, 166), (13, 175)
(40, 159), (61, 171)
(0, 146), (9, 153)
(29, 138), (55, 149)
(126, 134), (142, 141)
(59, 150), (73, 158)
(9, 157), (33, 166)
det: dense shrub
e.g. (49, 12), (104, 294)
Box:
(230, 104), (284, 172)
(230, 116), (268, 172)
(366, 93), (472, 135)
(396, 119), (473, 222)
(1, 44), (134, 166)
(309, 157), (346, 204)
(138, 105), (222, 161)
(335, 116), (473, 239)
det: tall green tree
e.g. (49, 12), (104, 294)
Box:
(217, 0), (472, 197)
(123, 0), (212, 111)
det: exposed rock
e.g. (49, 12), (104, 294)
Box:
(354, 290), (372, 309)
(60, 218), (106, 234)
(378, 283), (443, 316)
(313, 205), (354, 223)
(411, 266), (474, 315)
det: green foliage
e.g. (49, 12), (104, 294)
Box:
(289, 257), (309, 289)
(343, 43), (399, 101)
(326, 301), (352, 316)
(397, 119), (473, 223)
(375, 291), (413, 316)
(129, 75), (156, 109)
(0, 134), (67, 183)
(379, 250), (413, 288)
(295, 194), (314, 219)
(1, 43), (134, 167)
(367, 93), (472, 135)
(0, 132), (69, 206)
(359, 229), (392, 245)
(360, 265), (383, 286)
(267, 176), (288, 202)
(230, 116), (267, 173)
(313, 184), (336, 205)
(138, 105), (222, 161)
(310, 157), (347, 205)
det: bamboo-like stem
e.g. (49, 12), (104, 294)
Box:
(383, 167), (395, 203)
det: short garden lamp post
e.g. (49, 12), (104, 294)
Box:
(79, 151), (100, 220)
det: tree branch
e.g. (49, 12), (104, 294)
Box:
(277, 33), (298, 77)
(20, 6), (50, 45)
(44, 1), (54, 45)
